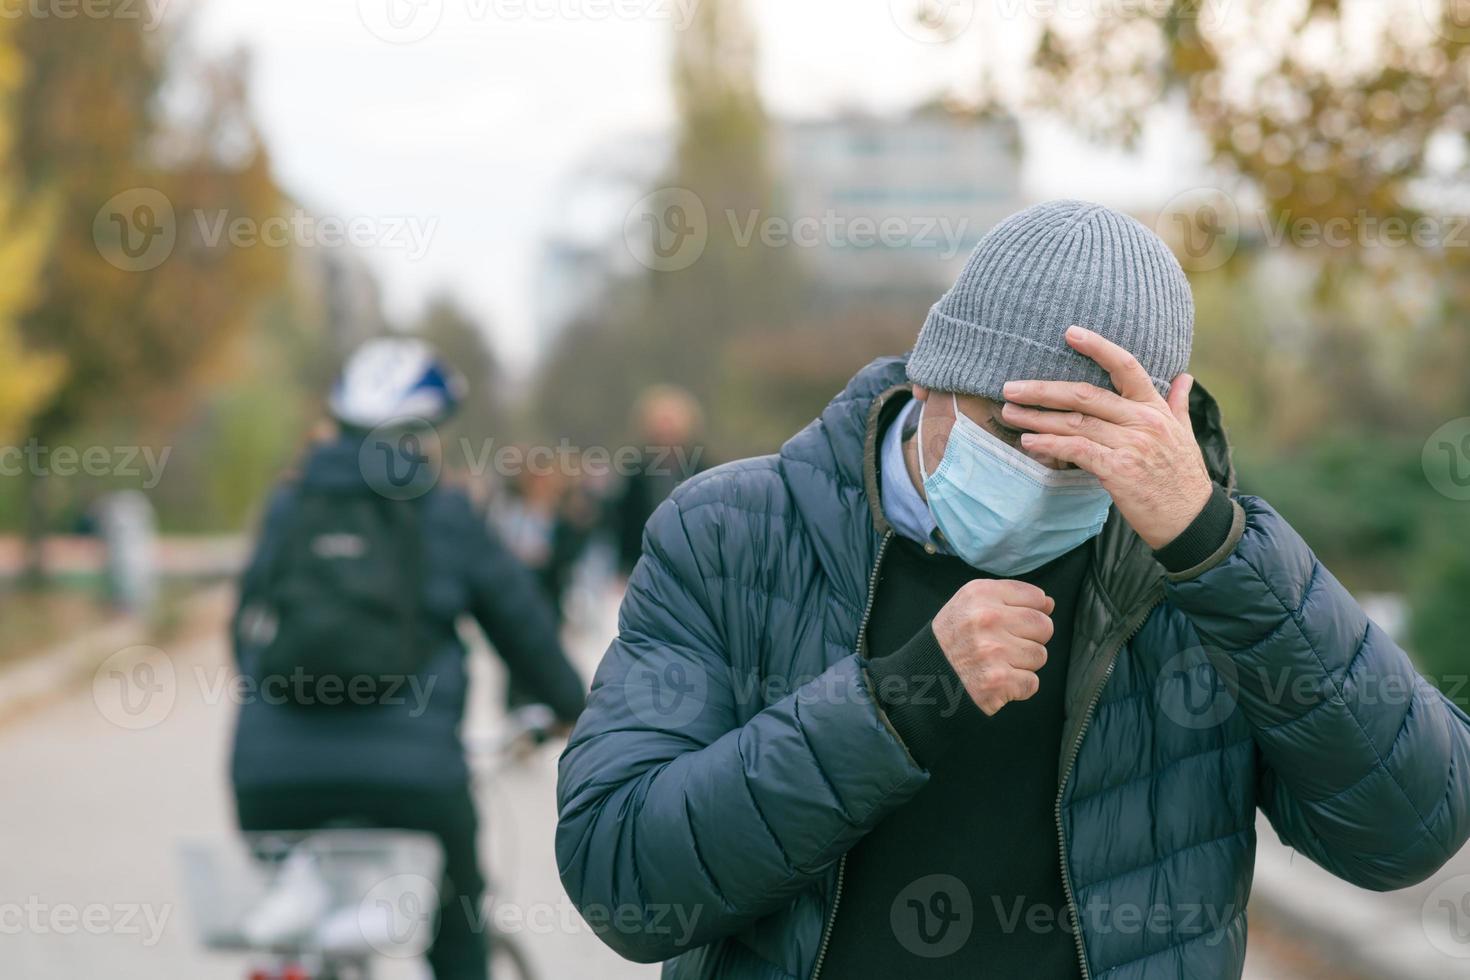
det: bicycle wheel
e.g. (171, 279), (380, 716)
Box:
(488, 927), (537, 980)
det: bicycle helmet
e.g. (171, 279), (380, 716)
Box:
(328, 337), (466, 429)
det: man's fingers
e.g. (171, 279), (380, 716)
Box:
(1018, 433), (1110, 475)
(1006, 641), (1048, 672)
(1001, 380), (1138, 425)
(1063, 325), (1159, 403)
(1001, 402), (1132, 448)
(973, 577), (1053, 612)
(1000, 606), (1055, 646)
(1006, 667), (1041, 704)
(1166, 373), (1194, 427)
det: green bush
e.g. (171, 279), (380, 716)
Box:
(1406, 531), (1470, 713)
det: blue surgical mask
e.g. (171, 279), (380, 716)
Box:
(918, 394), (1112, 575)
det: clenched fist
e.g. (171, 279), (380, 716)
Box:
(932, 579), (1056, 716)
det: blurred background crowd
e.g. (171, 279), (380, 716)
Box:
(4, 1), (1470, 975)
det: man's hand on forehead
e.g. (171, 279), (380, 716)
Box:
(997, 325), (1214, 550)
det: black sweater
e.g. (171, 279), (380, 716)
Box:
(822, 534), (1091, 978)
(821, 479), (1235, 977)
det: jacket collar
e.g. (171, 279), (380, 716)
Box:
(783, 354), (1238, 785)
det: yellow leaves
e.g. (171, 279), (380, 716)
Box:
(0, 193), (63, 443)
(0, 15), (61, 443)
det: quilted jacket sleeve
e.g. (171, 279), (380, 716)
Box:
(555, 492), (929, 963)
(1166, 494), (1470, 890)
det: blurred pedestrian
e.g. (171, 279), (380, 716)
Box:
(610, 384), (706, 576)
(230, 337), (585, 980)
(492, 458), (599, 707)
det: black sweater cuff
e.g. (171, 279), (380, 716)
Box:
(1153, 483), (1233, 574)
(864, 623), (976, 768)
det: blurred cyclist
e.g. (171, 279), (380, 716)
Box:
(229, 337), (586, 980)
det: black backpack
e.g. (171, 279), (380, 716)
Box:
(253, 486), (426, 706)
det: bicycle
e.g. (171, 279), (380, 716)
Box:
(182, 704), (559, 980)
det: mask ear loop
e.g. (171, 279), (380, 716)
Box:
(916, 395), (931, 482)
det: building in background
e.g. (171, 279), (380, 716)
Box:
(770, 109), (1020, 295)
(534, 108), (1023, 359)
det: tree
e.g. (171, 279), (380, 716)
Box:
(532, 0), (809, 456)
(0, 14), (61, 444)
(14, 13), (285, 579)
(414, 296), (505, 456)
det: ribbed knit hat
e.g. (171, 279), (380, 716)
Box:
(907, 200), (1194, 400)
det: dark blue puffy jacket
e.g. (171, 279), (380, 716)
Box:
(556, 357), (1470, 978)
(231, 434), (585, 790)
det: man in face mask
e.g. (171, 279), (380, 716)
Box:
(557, 200), (1470, 980)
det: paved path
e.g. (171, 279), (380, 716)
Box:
(0, 588), (1375, 978)
(0, 592), (654, 980)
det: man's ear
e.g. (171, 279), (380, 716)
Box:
(912, 384), (930, 402)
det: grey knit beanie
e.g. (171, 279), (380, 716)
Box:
(907, 199), (1193, 400)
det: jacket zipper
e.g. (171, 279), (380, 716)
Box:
(1053, 595), (1161, 980)
(809, 529), (893, 980)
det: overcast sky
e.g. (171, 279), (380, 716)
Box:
(184, 0), (1204, 372)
